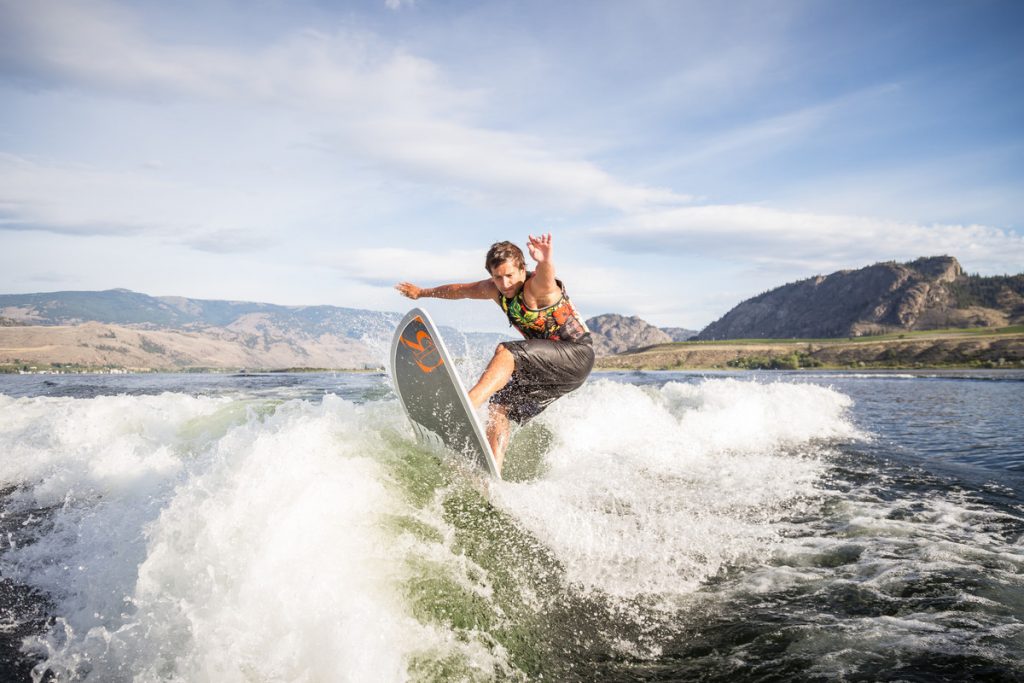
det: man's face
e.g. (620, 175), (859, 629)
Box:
(489, 260), (526, 298)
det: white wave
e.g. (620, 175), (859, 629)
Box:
(796, 373), (919, 380)
(492, 378), (861, 601)
(0, 393), (499, 682)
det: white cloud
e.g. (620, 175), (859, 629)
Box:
(0, 0), (686, 214)
(596, 204), (1024, 275)
(314, 247), (487, 287)
(551, 262), (647, 315)
(0, 153), (278, 250)
(0, 153), (177, 236)
(0, 0), (240, 96)
(342, 118), (689, 211)
(181, 229), (273, 254)
(554, 260), (729, 328)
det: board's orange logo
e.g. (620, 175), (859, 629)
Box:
(400, 330), (444, 373)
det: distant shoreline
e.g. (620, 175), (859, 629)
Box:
(4, 325), (1023, 374)
(0, 366), (383, 375)
(596, 327), (1024, 371)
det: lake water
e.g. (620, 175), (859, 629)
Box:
(1, 368), (1022, 681)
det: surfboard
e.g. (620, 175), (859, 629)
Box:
(390, 307), (501, 478)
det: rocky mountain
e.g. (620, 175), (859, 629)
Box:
(586, 314), (673, 356)
(696, 256), (1024, 340)
(660, 327), (698, 342)
(0, 289), (511, 370)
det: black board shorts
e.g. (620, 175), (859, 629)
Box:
(490, 337), (595, 424)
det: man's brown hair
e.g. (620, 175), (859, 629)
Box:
(485, 241), (525, 273)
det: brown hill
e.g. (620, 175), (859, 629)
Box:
(0, 321), (380, 371)
(586, 314), (672, 356)
(0, 289), (513, 371)
(697, 256), (1024, 340)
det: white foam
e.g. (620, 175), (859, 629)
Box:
(797, 373), (918, 380)
(492, 378), (860, 601)
(22, 375), (1013, 678)
(0, 393), (499, 681)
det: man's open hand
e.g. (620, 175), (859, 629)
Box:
(395, 282), (422, 299)
(527, 233), (553, 264)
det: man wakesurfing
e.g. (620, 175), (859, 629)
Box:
(395, 233), (594, 474)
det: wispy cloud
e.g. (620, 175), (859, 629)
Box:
(0, 0), (687, 214)
(314, 247), (486, 287)
(0, 203), (140, 236)
(0, 153), (278, 250)
(595, 204), (1024, 275)
(340, 119), (689, 211)
(547, 261), (669, 321)
(180, 229), (273, 254)
(649, 83), (903, 175)
(0, 0), (243, 96)
(0, 153), (173, 236)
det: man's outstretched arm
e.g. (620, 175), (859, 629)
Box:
(395, 279), (498, 301)
(524, 233), (561, 302)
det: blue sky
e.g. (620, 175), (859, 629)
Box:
(1, 0), (1022, 332)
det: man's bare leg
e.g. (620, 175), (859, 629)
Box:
(467, 345), (515, 475)
(468, 345), (515, 408)
(486, 403), (512, 474)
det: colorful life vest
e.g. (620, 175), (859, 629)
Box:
(498, 274), (591, 342)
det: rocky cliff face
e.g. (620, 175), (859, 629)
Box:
(697, 256), (1023, 340)
(586, 314), (673, 356)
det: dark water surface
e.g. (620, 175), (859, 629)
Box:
(1, 370), (1021, 681)
(593, 370), (1024, 681)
